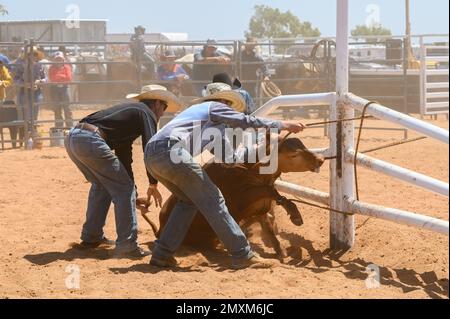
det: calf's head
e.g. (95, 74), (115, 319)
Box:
(277, 138), (325, 173)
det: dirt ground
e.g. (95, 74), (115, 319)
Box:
(0, 108), (448, 299)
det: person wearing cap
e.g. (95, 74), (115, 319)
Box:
(0, 57), (13, 103)
(49, 51), (73, 128)
(157, 50), (190, 96)
(212, 72), (256, 115)
(144, 82), (304, 269)
(241, 37), (271, 98)
(64, 85), (182, 258)
(192, 39), (231, 96)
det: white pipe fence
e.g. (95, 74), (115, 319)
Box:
(347, 150), (449, 197)
(253, 93), (335, 118)
(345, 93), (449, 144)
(348, 199), (449, 235)
(275, 181), (330, 206)
(254, 90), (449, 237)
(252, 0), (449, 244)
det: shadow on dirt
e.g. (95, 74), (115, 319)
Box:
(24, 243), (113, 265)
(278, 231), (449, 299)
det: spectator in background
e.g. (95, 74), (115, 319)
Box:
(130, 25), (156, 78)
(58, 46), (68, 57)
(240, 37), (271, 98)
(12, 47), (47, 122)
(49, 51), (73, 128)
(0, 58), (13, 103)
(192, 39), (231, 96)
(157, 49), (189, 97)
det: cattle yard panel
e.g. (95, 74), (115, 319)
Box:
(419, 37), (449, 116)
(1, 33), (448, 149)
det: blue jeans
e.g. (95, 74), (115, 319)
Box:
(17, 88), (42, 122)
(144, 140), (253, 262)
(50, 86), (73, 128)
(64, 128), (139, 252)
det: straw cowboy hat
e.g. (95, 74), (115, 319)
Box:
(126, 84), (183, 113)
(191, 82), (246, 112)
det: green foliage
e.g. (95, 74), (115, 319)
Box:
(246, 5), (321, 39)
(351, 24), (392, 43)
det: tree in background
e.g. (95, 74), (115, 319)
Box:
(246, 5), (321, 54)
(0, 4), (8, 16)
(351, 24), (392, 43)
(246, 5), (321, 39)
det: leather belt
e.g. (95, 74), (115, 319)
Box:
(149, 139), (180, 150)
(75, 122), (107, 140)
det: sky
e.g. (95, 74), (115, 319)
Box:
(1, 0), (448, 40)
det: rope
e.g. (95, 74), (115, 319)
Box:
(261, 80), (282, 98)
(305, 115), (373, 127)
(360, 136), (427, 154)
(278, 102), (427, 220)
(288, 197), (355, 216)
(354, 101), (377, 200)
(323, 136), (428, 161)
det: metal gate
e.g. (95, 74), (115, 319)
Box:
(420, 39), (449, 115)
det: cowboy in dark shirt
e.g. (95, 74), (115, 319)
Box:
(65, 85), (182, 258)
(240, 37), (270, 98)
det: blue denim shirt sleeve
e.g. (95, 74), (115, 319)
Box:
(236, 89), (256, 115)
(209, 102), (282, 131)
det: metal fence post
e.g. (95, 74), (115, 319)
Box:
(330, 0), (355, 250)
(234, 40), (240, 81)
(29, 38), (36, 137)
(419, 36), (426, 116)
(21, 40), (31, 144)
(402, 37), (409, 115)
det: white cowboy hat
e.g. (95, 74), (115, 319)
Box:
(126, 84), (183, 113)
(190, 83), (245, 112)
